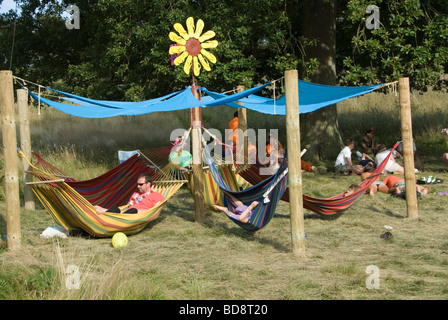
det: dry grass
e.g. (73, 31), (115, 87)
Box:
(1, 171), (448, 300)
(1, 90), (448, 301)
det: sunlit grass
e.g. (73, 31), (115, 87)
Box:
(1, 89), (448, 300)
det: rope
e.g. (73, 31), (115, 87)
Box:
(9, 2), (18, 70)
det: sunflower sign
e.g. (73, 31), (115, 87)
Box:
(169, 17), (218, 77)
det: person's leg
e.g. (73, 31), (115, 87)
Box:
(212, 205), (234, 217)
(225, 192), (244, 207)
(416, 185), (430, 195)
(377, 184), (389, 193)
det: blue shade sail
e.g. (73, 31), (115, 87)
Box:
(28, 80), (385, 118)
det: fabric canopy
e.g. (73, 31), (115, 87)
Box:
(28, 80), (385, 118)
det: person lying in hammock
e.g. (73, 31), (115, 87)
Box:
(94, 173), (164, 214)
(213, 193), (259, 223)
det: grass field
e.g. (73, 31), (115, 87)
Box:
(1, 89), (448, 301)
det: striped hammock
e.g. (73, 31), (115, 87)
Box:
(20, 151), (184, 237)
(236, 144), (398, 217)
(32, 151), (158, 208)
(185, 164), (242, 210)
(203, 145), (289, 231)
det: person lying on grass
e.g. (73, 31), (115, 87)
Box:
(383, 175), (430, 196)
(213, 193), (259, 223)
(94, 173), (164, 214)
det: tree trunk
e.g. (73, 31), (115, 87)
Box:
(301, 0), (343, 161)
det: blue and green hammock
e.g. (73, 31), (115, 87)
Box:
(203, 145), (289, 231)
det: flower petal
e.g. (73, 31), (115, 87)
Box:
(169, 32), (187, 45)
(186, 17), (195, 37)
(174, 23), (189, 41)
(183, 55), (192, 74)
(193, 56), (201, 76)
(201, 49), (217, 64)
(198, 54), (211, 71)
(174, 51), (189, 66)
(169, 45), (186, 55)
(194, 19), (204, 39)
(201, 40), (218, 49)
(198, 30), (215, 42)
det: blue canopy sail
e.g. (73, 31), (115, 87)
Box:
(28, 80), (385, 118)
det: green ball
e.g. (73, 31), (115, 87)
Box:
(111, 232), (128, 248)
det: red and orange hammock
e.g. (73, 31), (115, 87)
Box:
(235, 144), (398, 217)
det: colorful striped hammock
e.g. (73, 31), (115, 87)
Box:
(185, 164), (243, 210)
(203, 145), (289, 231)
(20, 151), (184, 237)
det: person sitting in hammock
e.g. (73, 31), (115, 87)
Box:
(94, 173), (164, 214)
(169, 136), (192, 171)
(213, 193), (259, 223)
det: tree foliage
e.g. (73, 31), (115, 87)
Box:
(1, 0), (447, 102)
(337, 0), (448, 90)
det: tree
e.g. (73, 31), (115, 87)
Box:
(338, 0), (448, 90)
(300, 0), (343, 161)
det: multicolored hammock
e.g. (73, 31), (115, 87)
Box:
(31, 151), (157, 208)
(236, 144), (398, 217)
(185, 164), (243, 210)
(20, 151), (184, 237)
(203, 145), (289, 231)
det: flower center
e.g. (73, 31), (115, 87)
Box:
(185, 38), (201, 56)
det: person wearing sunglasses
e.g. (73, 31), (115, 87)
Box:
(94, 173), (164, 214)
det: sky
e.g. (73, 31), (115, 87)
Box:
(0, 0), (19, 14)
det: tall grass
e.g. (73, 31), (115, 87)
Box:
(1, 89), (448, 300)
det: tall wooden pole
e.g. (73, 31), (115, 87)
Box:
(191, 86), (206, 222)
(237, 85), (247, 164)
(0, 71), (21, 250)
(399, 77), (418, 219)
(285, 70), (305, 257)
(17, 88), (35, 210)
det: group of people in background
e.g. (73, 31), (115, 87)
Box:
(336, 127), (431, 198)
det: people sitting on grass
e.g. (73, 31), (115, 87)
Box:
(335, 138), (364, 175)
(358, 127), (375, 155)
(94, 173), (164, 214)
(374, 144), (405, 175)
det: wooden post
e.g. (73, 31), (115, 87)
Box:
(237, 85), (247, 164)
(399, 77), (418, 219)
(17, 88), (35, 210)
(191, 86), (206, 222)
(285, 70), (305, 257)
(0, 71), (21, 250)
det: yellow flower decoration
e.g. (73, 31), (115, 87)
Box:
(169, 17), (218, 77)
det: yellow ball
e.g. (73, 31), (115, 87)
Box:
(111, 232), (128, 248)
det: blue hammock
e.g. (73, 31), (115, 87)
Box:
(203, 145), (289, 231)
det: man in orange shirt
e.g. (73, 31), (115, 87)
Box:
(94, 173), (164, 214)
(228, 111), (239, 146)
(382, 175), (429, 195)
